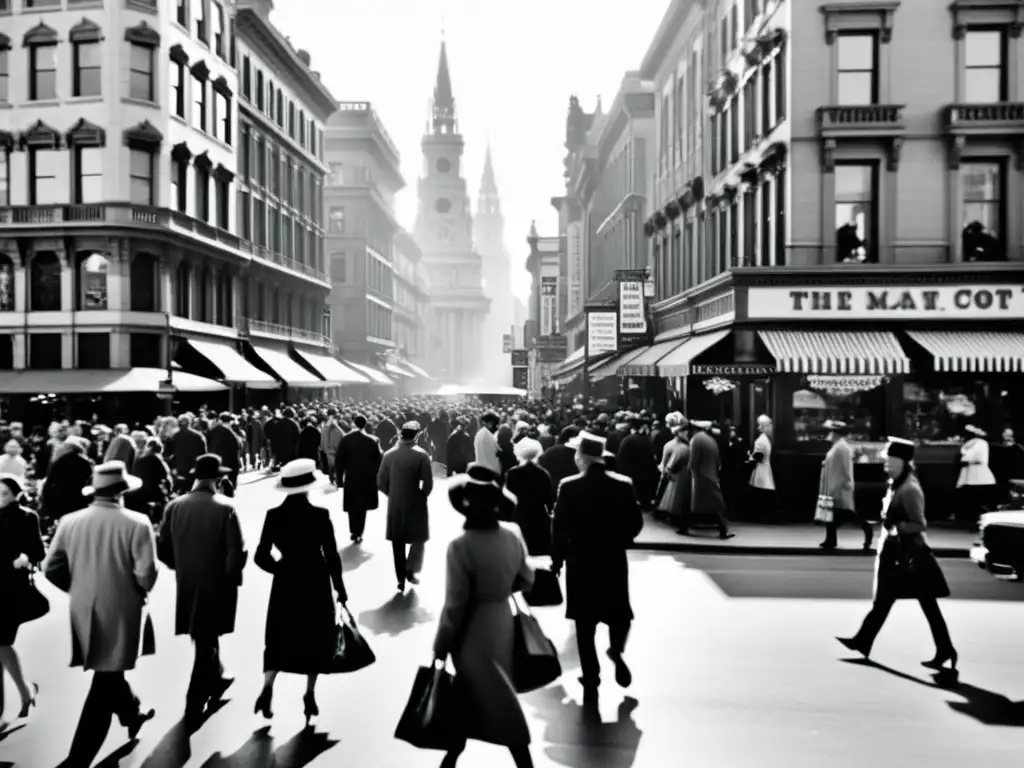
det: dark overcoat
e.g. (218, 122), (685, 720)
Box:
(207, 423), (242, 473)
(255, 496), (346, 673)
(169, 428), (207, 478)
(273, 419), (301, 464)
(42, 450), (94, 519)
(874, 476), (950, 601)
(377, 442), (434, 543)
(552, 464), (643, 623)
(336, 429), (382, 512)
(445, 429), (474, 475)
(505, 461), (555, 555)
(689, 431), (727, 517)
(0, 503), (45, 639)
(538, 444), (579, 494)
(617, 432), (658, 504)
(157, 489), (246, 638)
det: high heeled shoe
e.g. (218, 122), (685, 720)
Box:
(303, 692), (319, 726)
(254, 688), (273, 719)
(922, 649), (959, 683)
(18, 682), (39, 718)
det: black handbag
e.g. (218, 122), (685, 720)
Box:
(511, 594), (561, 693)
(19, 573), (49, 623)
(141, 610), (156, 656)
(523, 568), (563, 608)
(330, 606), (376, 673)
(394, 662), (461, 750)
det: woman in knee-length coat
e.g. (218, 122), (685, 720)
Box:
(433, 464), (536, 768)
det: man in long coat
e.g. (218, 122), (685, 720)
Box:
(168, 415), (207, 494)
(377, 421), (433, 592)
(43, 460), (158, 766)
(819, 420), (871, 550)
(686, 420), (733, 539)
(336, 414), (382, 543)
(206, 412), (242, 489)
(552, 431), (643, 708)
(272, 407), (301, 467)
(158, 453), (246, 727)
(616, 415), (658, 510)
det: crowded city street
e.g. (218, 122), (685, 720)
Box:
(2, 468), (1023, 768)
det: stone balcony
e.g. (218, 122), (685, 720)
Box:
(946, 103), (1024, 136)
(817, 105), (905, 138)
(238, 317), (331, 347)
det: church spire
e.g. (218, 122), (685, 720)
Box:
(481, 143), (497, 195)
(431, 39), (457, 134)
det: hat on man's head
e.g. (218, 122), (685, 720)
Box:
(559, 425), (580, 444)
(965, 424), (987, 438)
(400, 421), (422, 441)
(568, 430), (607, 458)
(191, 453), (232, 480)
(689, 420), (712, 431)
(884, 436), (916, 462)
(448, 463), (517, 515)
(275, 458), (320, 495)
(823, 420), (849, 432)
(83, 460), (142, 497)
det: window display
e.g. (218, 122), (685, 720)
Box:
(902, 378), (1016, 445)
(792, 375), (885, 443)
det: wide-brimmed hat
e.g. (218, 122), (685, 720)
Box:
(689, 420), (712, 430)
(83, 460), (142, 497)
(965, 424), (987, 438)
(567, 430), (607, 458)
(0, 472), (26, 496)
(191, 453), (232, 480)
(823, 420), (849, 432)
(448, 464), (517, 514)
(884, 436), (915, 463)
(275, 458), (320, 495)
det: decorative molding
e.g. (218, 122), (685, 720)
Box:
(950, 0), (1024, 39)
(23, 22), (59, 47)
(68, 17), (103, 44)
(0, 131), (14, 152)
(190, 59), (210, 81)
(211, 75), (232, 97)
(0, 33), (11, 53)
(821, 1), (901, 44)
(822, 138), (838, 171)
(1014, 138), (1024, 170)
(170, 142), (192, 162)
(124, 21), (159, 47)
(194, 152), (213, 171)
(169, 43), (189, 65)
(19, 120), (62, 150)
(65, 118), (105, 147)
(665, 199), (682, 220)
(888, 137), (904, 171)
(123, 120), (162, 150)
(214, 164), (235, 183)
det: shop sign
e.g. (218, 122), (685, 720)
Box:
(502, 333), (512, 353)
(511, 349), (528, 366)
(567, 222), (583, 318)
(587, 311), (618, 355)
(535, 335), (568, 364)
(747, 285), (1024, 320)
(512, 366), (528, 389)
(691, 364), (776, 376)
(619, 281), (648, 335)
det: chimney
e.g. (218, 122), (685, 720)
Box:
(297, 50), (311, 66)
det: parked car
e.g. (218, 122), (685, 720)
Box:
(971, 509), (1024, 580)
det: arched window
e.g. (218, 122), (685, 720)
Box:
(0, 254), (14, 311)
(130, 252), (158, 312)
(174, 261), (191, 318)
(76, 252), (109, 310)
(29, 252), (61, 311)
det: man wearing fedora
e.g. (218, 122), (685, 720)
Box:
(819, 420), (872, 551)
(43, 460), (158, 767)
(158, 454), (247, 728)
(335, 414), (382, 543)
(377, 421), (434, 592)
(552, 430), (643, 708)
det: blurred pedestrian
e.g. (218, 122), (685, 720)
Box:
(378, 421), (433, 592)
(819, 420), (872, 551)
(336, 415), (382, 543)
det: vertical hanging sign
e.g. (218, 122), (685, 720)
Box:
(618, 281), (647, 335)
(566, 222), (583, 317)
(540, 277), (558, 336)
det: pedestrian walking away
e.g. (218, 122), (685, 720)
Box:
(378, 421), (434, 592)
(335, 414), (383, 543)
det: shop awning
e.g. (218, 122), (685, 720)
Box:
(0, 368), (226, 394)
(590, 346), (651, 382)
(292, 348), (369, 384)
(619, 339), (687, 377)
(401, 361), (433, 379)
(551, 346), (586, 377)
(184, 339), (279, 389)
(249, 345), (325, 387)
(759, 331), (909, 374)
(345, 361), (393, 385)
(657, 330), (732, 377)
(385, 362), (414, 378)
(906, 330), (1024, 372)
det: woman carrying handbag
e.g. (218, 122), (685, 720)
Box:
(430, 463), (537, 768)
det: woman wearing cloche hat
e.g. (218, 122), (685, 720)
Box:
(837, 437), (959, 679)
(434, 463), (536, 768)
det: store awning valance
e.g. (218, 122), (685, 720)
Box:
(590, 346), (651, 382)
(619, 339), (687, 377)
(385, 362), (414, 378)
(657, 330), (732, 377)
(184, 339), (279, 389)
(345, 361), (393, 385)
(759, 331), (909, 375)
(249, 345), (325, 387)
(0, 368), (226, 394)
(551, 346), (586, 377)
(906, 330), (1024, 373)
(292, 348), (369, 384)
(401, 361), (433, 379)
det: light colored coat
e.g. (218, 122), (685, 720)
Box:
(749, 433), (775, 490)
(43, 499), (158, 671)
(958, 437), (996, 487)
(820, 437), (855, 510)
(473, 427), (501, 474)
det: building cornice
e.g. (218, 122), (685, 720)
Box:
(639, 0), (703, 80)
(595, 76), (655, 168)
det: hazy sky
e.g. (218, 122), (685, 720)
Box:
(272, 0), (670, 298)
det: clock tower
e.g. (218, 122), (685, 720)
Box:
(414, 40), (490, 384)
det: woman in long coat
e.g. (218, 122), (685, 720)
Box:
(838, 437), (958, 674)
(504, 438), (554, 555)
(41, 439), (94, 523)
(254, 459), (347, 724)
(657, 424), (690, 517)
(0, 474), (45, 723)
(434, 464), (535, 768)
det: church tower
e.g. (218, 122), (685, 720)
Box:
(473, 145), (513, 382)
(414, 40), (490, 384)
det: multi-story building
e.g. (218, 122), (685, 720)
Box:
(617, 0), (1024, 517)
(392, 228), (433, 387)
(525, 224), (563, 397)
(473, 146), (514, 380)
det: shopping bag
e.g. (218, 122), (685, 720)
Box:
(814, 495), (834, 525)
(511, 594), (561, 693)
(330, 606), (376, 673)
(18, 573), (50, 623)
(394, 662), (460, 750)
(141, 611), (156, 657)
(523, 568), (563, 608)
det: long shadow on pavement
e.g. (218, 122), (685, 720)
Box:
(525, 684), (642, 768)
(842, 658), (1024, 726)
(339, 543), (373, 573)
(139, 699), (231, 768)
(357, 591), (434, 638)
(197, 725), (337, 768)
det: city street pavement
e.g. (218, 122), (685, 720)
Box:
(2, 474), (1023, 768)
(635, 514), (976, 557)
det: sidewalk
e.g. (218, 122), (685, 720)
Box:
(631, 514), (975, 557)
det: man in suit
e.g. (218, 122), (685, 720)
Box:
(272, 407), (301, 467)
(685, 420), (734, 539)
(819, 420), (871, 551)
(168, 415), (207, 494)
(206, 412), (242, 490)
(43, 461), (158, 766)
(538, 426), (580, 494)
(158, 453), (246, 729)
(377, 421), (434, 592)
(336, 414), (383, 543)
(444, 419), (474, 477)
(552, 430), (643, 708)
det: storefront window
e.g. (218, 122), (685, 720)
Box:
(792, 375), (886, 443)
(903, 378), (1015, 445)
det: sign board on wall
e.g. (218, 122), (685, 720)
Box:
(618, 281), (648, 335)
(566, 222), (583, 318)
(541, 277), (558, 336)
(586, 311), (618, 355)
(511, 349), (528, 367)
(535, 335), (568, 364)
(747, 285), (1024, 320)
(512, 366), (528, 389)
(502, 334), (512, 353)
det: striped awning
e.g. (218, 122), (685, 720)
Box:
(550, 345), (586, 378)
(590, 346), (650, 382)
(657, 330), (731, 377)
(759, 330), (909, 374)
(906, 330), (1024, 372)
(619, 339), (687, 377)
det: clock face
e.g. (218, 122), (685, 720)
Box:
(437, 225), (452, 242)
(436, 158), (451, 173)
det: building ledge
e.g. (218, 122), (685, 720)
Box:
(817, 104), (905, 138)
(946, 102), (1024, 135)
(239, 317), (330, 347)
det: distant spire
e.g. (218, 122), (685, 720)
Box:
(431, 38), (456, 133)
(481, 143), (497, 195)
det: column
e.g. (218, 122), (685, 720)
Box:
(188, 261), (200, 320)
(161, 250), (181, 314)
(107, 247), (126, 311)
(232, 274), (243, 326)
(59, 248), (73, 311)
(11, 250), (26, 312)
(208, 265), (220, 324)
(12, 334), (25, 369)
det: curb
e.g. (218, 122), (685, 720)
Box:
(628, 541), (971, 558)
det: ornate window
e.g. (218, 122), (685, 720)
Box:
(0, 33), (10, 105)
(25, 23), (58, 101)
(76, 252), (109, 310)
(70, 18), (103, 98)
(126, 23), (160, 102)
(30, 252), (61, 311)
